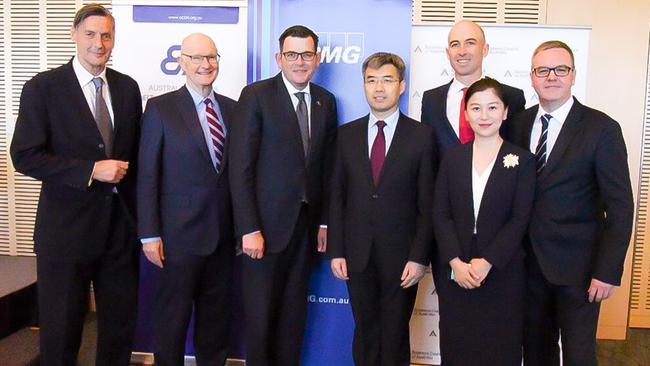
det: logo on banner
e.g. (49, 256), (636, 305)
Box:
(161, 45), (182, 75)
(317, 32), (364, 64)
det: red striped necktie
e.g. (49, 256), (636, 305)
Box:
(204, 98), (226, 171)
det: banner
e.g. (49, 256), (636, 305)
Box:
(409, 24), (591, 120)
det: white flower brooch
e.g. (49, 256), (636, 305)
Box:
(503, 153), (519, 169)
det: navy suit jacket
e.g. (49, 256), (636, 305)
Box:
(433, 141), (535, 276)
(328, 113), (436, 272)
(137, 86), (236, 256)
(229, 73), (338, 253)
(11, 60), (142, 261)
(508, 98), (634, 286)
(421, 79), (526, 158)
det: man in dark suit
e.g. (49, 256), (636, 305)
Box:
(137, 33), (236, 366)
(509, 40), (634, 366)
(229, 25), (338, 366)
(10, 4), (141, 365)
(328, 52), (435, 366)
(420, 20), (526, 156)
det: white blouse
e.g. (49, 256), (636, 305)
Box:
(472, 156), (497, 234)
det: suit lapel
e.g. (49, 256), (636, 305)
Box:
(275, 74), (306, 165)
(354, 116), (375, 188)
(309, 87), (325, 164)
(376, 113), (408, 187)
(476, 143), (507, 225)
(214, 92), (232, 173)
(459, 144), (475, 240)
(176, 86), (214, 167)
(105, 68), (122, 156)
(60, 62), (105, 147)
(439, 80), (460, 143)
(539, 99), (583, 181)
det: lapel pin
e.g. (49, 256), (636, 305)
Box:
(316, 100), (321, 107)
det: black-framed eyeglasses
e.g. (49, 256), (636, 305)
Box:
(532, 65), (573, 78)
(182, 53), (221, 65)
(282, 51), (317, 62)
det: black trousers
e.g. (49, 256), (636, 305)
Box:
(241, 205), (314, 366)
(347, 243), (418, 366)
(523, 254), (601, 366)
(152, 238), (234, 366)
(36, 197), (139, 366)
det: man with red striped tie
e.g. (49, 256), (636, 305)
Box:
(137, 33), (237, 366)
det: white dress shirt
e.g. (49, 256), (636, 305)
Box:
(367, 109), (400, 157)
(72, 56), (114, 124)
(281, 72), (312, 136)
(529, 97), (574, 157)
(185, 84), (225, 170)
(446, 75), (484, 138)
(472, 154), (497, 234)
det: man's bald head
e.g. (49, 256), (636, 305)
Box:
(178, 33), (220, 97)
(446, 20), (489, 85)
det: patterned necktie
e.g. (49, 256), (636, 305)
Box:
(370, 120), (387, 186)
(204, 99), (226, 171)
(91, 77), (113, 157)
(294, 92), (310, 158)
(534, 114), (552, 175)
(459, 87), (474, 144)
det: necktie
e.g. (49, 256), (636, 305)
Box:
(459, 87), (474, 144)
(294, 92), (310, 158)
(534, 114), (552, 175)
(204, 99), (226, 171)
(92, 77), (113, 157)
(370, 120), (386, 186)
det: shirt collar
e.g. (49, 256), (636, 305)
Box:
(185, 84), (215, 108)
(369, 109), (400, 129)
(537, 97), (574, 124)
(72, 56), (107, 88)
(281, 72), (311, 96)
(450, 74), (486, 94)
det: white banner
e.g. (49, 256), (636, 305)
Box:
(408, 24), (591, 120)
(408, 24), (591, 365)
(112, 1), (248, 104)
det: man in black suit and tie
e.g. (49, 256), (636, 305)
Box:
(328, 52), (435, 366)
(509, 40), (634, 366)
(137, 33), (236, 366)
(229, 25), (338, 365)
(10, 4), (142, 365)
(420, 20), (526, 156)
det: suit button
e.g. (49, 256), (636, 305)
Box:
(371, 194), (378, 199)
(98, 143), (104, 149)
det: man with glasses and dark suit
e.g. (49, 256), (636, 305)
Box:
(509, 40), (634, 366)
(137, 33), (237, 366)
(229, 25), (338, 366)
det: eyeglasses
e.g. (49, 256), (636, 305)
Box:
(282, 51), (317, 62)
(364, 77), (400, 86)
(182, 53), (221, 65)
(532, 65), (573, 78)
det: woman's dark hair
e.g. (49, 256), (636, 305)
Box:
(464, 77), (509, 109)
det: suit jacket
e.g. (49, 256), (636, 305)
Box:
(509, 98), (634, 286)
(433, 141), (535, 275)
(229, 73), (338, 253)
(421, 79), (526, 157)
(10, 60), (142, 261)
(137, 86), (236, 256)
(327, 113), (436, 272)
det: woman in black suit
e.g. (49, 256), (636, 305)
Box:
(433, 78), (535, 365)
